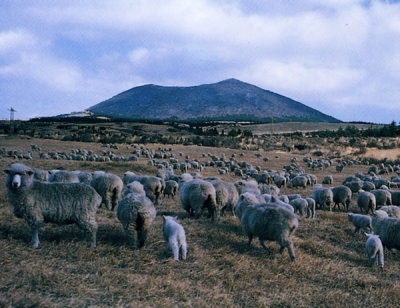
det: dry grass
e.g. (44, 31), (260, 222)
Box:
(0, 135), (400, 307)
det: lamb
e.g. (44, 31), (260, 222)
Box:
(241, 203), (299, 261)
(116, 193), (157, 249)
(48, 170), (80, 183)
(347, 213), (373, 234)
(331, 185), (352, 212)
(372, 210), (400, 252)
(162, 215), (187, 261)
(357, 190), (377, 214)
(163, 180), (179, 198)
(379, 205), (400, 218)
(4, 163), (102, 248)
(179, 179), (218, 221)
(365, 233), (384, 268)
(305, 197), (316, 218)
(123, 181), (146, 197)
(90, 172), (124, 211)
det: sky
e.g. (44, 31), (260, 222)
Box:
(1, 0), (400, 124)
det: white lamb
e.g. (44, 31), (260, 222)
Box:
(365, 233), (384, 268)
(162, 215), (187, 261)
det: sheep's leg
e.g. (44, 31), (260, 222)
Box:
(30, 226), (40, 249)
(282, 239), (296, 261)
(247, 235), (253, 247)
(77, 219), (98, 248)
(169, 240), (179, 261)
(137, 229), (148, 248)
(259, 239), (269, 251)
(181, 242), (187, 260)
(124, 224), (137, 248)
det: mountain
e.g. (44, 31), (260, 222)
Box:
(87, 78), (341, 123)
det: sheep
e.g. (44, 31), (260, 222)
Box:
(4, 163), (102, 248)
(379, 205), (400, 218)
(33, 169), (49, 182)
(347, 213), (373, 234)
(305, 197), (316, 218)
(322, 175), (333, 185)
(344, 180), (362, 194)
(331, 185), (352, 212)
(289, 198), (309, 217)
(273, 174), (286, 188)
(179, 179), (218, 222)
(123, 172), (164, 205)
(163, 180), (179, 198)
(371, 189), (392, 207)
(116, 193), (157, 249)
(241, 203), (299, 261)
(74, 171), (94, 185)
(365, 233), (384, 268)
(48, 170), (80, 183)
(357, 191), (377, 214)
(362, 181), (375, 192)
(389, 190), (400, 206)
(90, 172), (124, 211)
(310, 186), (333, 211)
(372, 210), (400, 252)
(235, 192), (265, 220)
(162, 215), (187, 261)
(259, 184), (280, 196)
(287, 176), (308, 189)
(206, 178), (239, 216)
(123, 181), (146, 197)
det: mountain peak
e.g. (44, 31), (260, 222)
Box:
(88, 80), (341, 123)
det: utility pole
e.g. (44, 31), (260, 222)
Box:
(8, 107), (16, 134)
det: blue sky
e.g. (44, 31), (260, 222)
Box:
(1, 0), (400, 123)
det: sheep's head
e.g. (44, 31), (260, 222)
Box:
(5, 163), (34, 190)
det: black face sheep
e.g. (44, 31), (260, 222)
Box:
(116, 193), (157, 249)
(357, 190), (377, 214)
(162, 215), (187, 261)
(179, 179), (218, 222)
(4, 163), (102, 248)
(241, 203), (299, 261)
(331, 185), (352, 212)
(90, 172), (124, 211)
(347, 213), (373, 234)
(365, 233), (384, 268)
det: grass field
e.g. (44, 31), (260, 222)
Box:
(0, 135), (399, 307)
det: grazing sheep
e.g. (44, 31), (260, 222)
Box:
(241, 203), (299, 261)
(371, 189), (392, 207)
(365, 233), (384, 268)
(331, 185), (352, 212)
(34, 169), (49, 182)
(287, 176), (308, 189)
(206, 179), (239, 216)
(362, 181), (376, 192)
(372, 210), (400, 252)
(289, 198), (309, 217)
(90, 172), (124, 211)
(357, 191), (377, 214)
(48, 170), (80, 183)
(4, 163), (102, 248)
(123, 172), (164, 205)
(180, 179), (218, 222)
(259, 184), (280, 196)
(344, 180), (362, 194)
(162, 215), (187, 261)
(310, 186), (333, 211)
(252, 173), (271, 185)
(347, 213), (373, 234)
(163, 180), (179, 198)
(74, 171), (94, 185)
(116, 193), (157, 249)
(123, 181), (146, 197)
(379, 205), (400, 218)
(273, 174), (286, 188)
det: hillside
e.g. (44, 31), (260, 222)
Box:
(88, 78), (341, 123)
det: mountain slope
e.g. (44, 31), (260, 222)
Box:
(88, 78), (340, 123)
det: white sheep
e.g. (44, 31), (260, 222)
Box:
(357, 190), (377, 214)
(123, 181), (146, 197)
(33, 169), (49, 182)
(241, 203), (299, 261)
(162, 215), (187, 261)
(90, 172), (124, 211)
(235, 192), (265, 220)
(48, 170), (80, 183)
(365, 233), (384, 268)
(4, 163), (102, 248)
(117, 193), (157, 249)
(379, 205), (400, 218)
(372, 210), (400, 253)
(179, 179), (218, 222)
(205, 178), (239, 216)
(347, 213), (373, 234)
(163, 180), (179, 198)
(123, 171), (165, 205)
(310, 185), (333, 211)
(289, 198), (309, 217)
(331, 185), (352, 212)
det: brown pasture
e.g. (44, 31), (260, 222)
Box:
(0, 135), (399, 307)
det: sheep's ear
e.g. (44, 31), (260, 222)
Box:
(4, 169), (10, 174)
(27, 171), (34, 176)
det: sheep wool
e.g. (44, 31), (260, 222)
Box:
(4, 163), (102, 248)
(365, 233), (384, 268)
